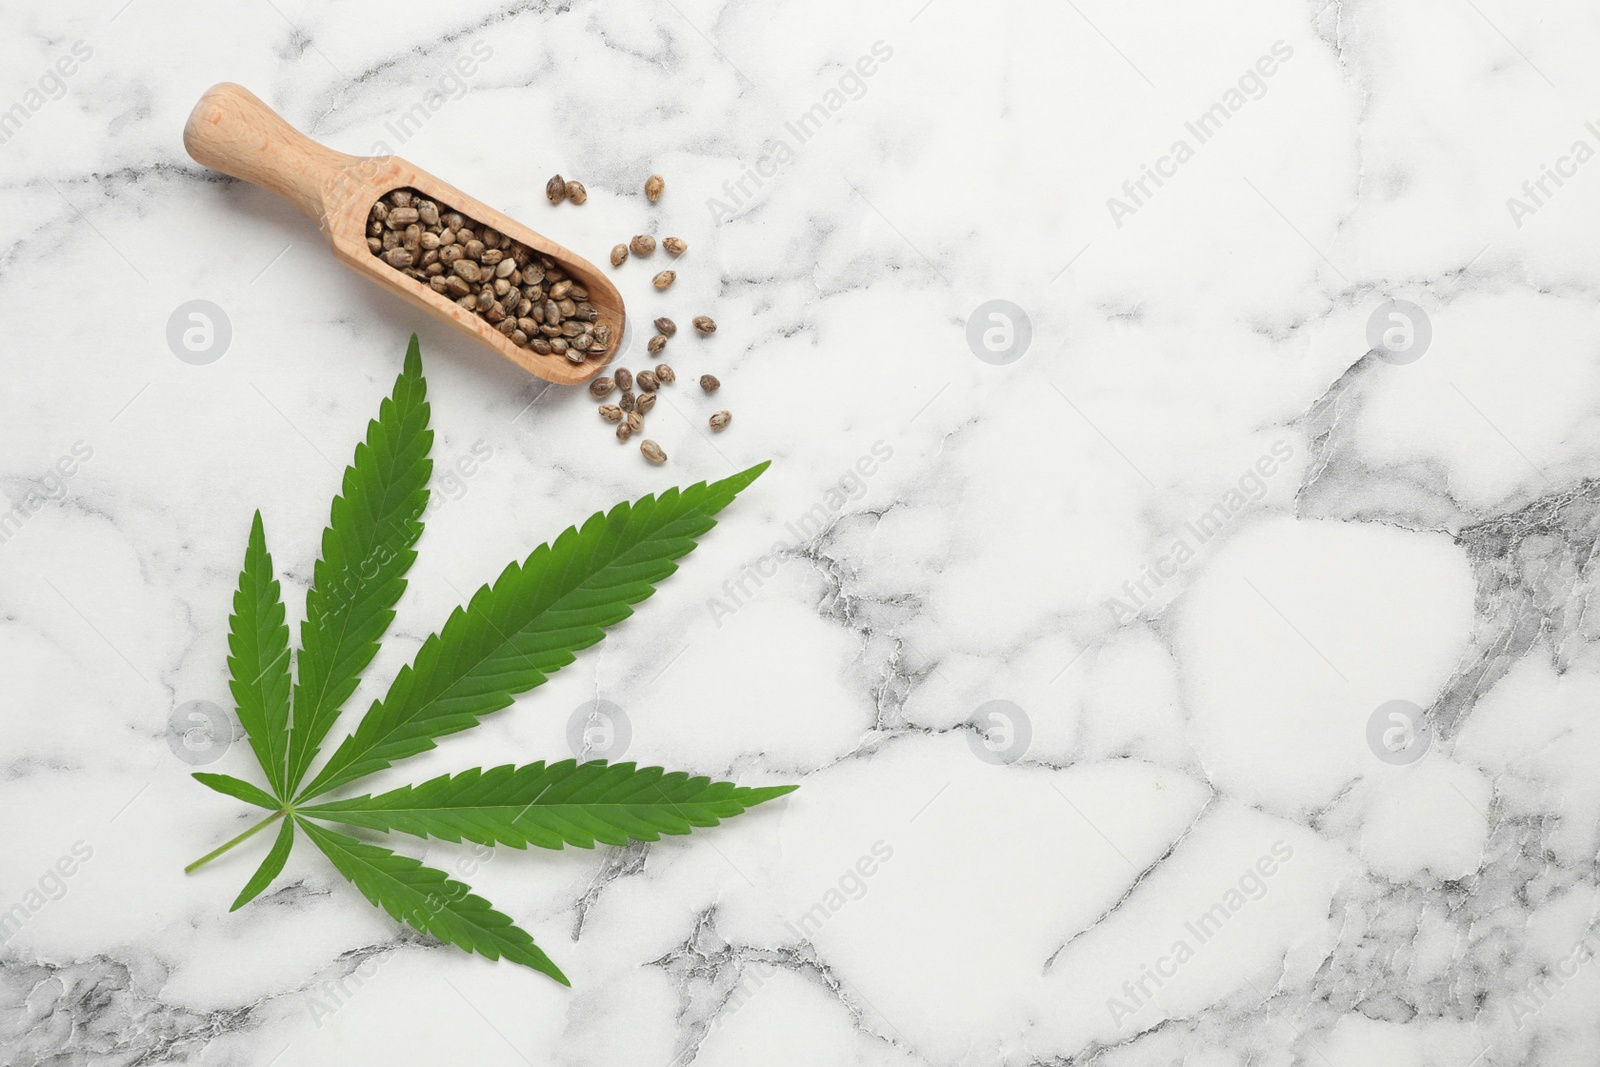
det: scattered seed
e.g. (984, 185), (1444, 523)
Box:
(630, 235), (656, 256)
(655, 363), (676, 383)
(637, 370), (659, 392)
(645, 174), (665, 202)
(588, 376), (616, 399)
(626, 411), (644, 433)
(654, 317), (677, 336)
(693, 315), (716, 334)
(614, 368), (633, 391)
(663, 237), (687, 255)
(546, 175), (567, 204)
(710, 410), (731, 431)
(565, 180), (587, 205)
(599, 404), (623, 422)
(635, 391), (657, 414)
(616, 421), (634, 442)
(647, 334), (667, 355)
(641, 439), (666, 463)
(619, 390), (636, 412)
(700, 374), (720, 393)
(653, 270), (676, 290)
(611, 244), (628, 267)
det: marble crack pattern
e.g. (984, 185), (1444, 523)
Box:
(0, 935), (437, 1067)
(1436, 478), (1600, 738)
(570, 841), (651, 941)
(1042, 791), (1220, 974)
(648, 907), (924, 1067)
(0, 955), (260, 1067)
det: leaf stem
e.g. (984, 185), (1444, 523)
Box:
(185, 810), (287, 874)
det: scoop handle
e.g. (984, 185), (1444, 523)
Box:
(183, 83), (361, 223)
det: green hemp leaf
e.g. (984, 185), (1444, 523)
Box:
(185, 336), (789, 985)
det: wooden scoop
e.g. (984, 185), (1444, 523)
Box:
(183, 83), (622, 385)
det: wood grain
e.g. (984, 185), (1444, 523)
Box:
(184, 83), (623, 385)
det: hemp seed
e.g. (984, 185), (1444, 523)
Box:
(630, 234), (656, 256)
(654, 317), (676, 336)
(546, 175), (567, 204)
(645, 174), (664, 202)
(611, 244), (628, 267)
(663, 237), (687, 255)
(363, 186), (617, 371)
(647, 334), (667, 355)
(652, 270), (676, 289)
(655, 363), (676, 383)
(614, 368), (633, 391)
(565, 180), (587, 204)
(641, 439), (666, 463)
(588, 376), (616, 399)
(699, 374), (720, 393)
(692, 315), (716, 334)
(709, 410), (731, 431)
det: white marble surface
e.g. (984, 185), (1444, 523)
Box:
(5, 0), (1600, 1063)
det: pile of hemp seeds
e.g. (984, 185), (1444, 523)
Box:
(368, 172), (735, 465)
(366, 188), (611, 363)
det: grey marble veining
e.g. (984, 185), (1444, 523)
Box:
(3, 0), (1600, 1064)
